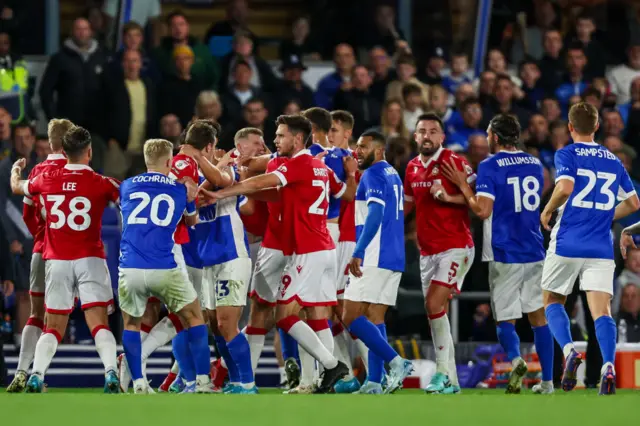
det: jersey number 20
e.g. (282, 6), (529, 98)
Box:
(128, 192), (176, 226)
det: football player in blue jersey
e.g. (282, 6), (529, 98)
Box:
(118, 139), (214, 394)
(442, 114), (555, 394)
(539, 103), (640, 395)
(342, 130), (413, 394)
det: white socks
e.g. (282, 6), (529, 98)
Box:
(447, 333), (459, 386)
(355, 338), (369, 373)
(141, 316), (179, 361)
(32, 332), (59, 379)
(333, 330), (354, 379)
(170, 360), (180, 374)
(245, 327), (267, 374)
(16, 322), (43, 372)
(94, 328), (117, 373)
(429, 313), (451, 375)
(287, 321), (338, 369)
(299, 345), (316, 386)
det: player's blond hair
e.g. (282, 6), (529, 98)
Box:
(47, 119), (75, 151)
(234, 127), (263, 145)
(143, 139), (174, 167)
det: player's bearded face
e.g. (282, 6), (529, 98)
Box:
(358, 148), (376, 170)
(416, 121), (443, 157)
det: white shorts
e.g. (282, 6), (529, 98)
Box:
(420, 247), (475, 294)
(345, 266), (401, 306)
(118, 267), (197, 318)
(186, 266), (203, 305)
(173, 244), (188, 273)
(202, 257), (252, 310)
(45, 257), (113, 314)
(328, 222), (340, 244)
(279, 250), (337, 307)
(541, 252), (615, 296)
(489, 261), (544, 322)
(336, 241), (356, 299)
(29, 252), (46, 297)
(250, 246), (286, 306)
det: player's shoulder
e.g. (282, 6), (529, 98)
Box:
(444, 148), (468, 164)
(172, 153), (196, 169)
(267, 156), (287, 172)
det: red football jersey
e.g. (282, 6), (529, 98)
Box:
(404, 147), (475, 256)
(261, 157), (286, 251)
(24, 164), (120, 261)
(23, 154), (67, 254)
(169, 153), (199, 244)
(271, 151), (346, 255)
(338, 150), (358, 243)
(241, 200), (268, 237)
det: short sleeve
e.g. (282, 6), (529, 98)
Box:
(455, 155), (476, 183)
(271, 162), (302, 187)
(475, 161), (496, 200)
(328, 168), (347, 199)
(618, 166), (637, 202)
(554, 149), (576, 183)
(24, 174), (43, 197)
(170, 157), (198, 182)
(363, 171), (386, 206)
(403, 163), (415, 202)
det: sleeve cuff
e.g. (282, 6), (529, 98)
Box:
(23, 196), (33, 206)
(168, 172), (178, 180)
(618, 189), (637, 202)
(22, 180), (30, 197)
(555, 175), (574, 183)
(367, 197), (386, 206)
(403, 194), (414, 202)
(272, 170), (287, 187)
(467, 173), (477, 184)
(185, 209), (198, 217)
(476, 191), (495, 200)
(335, 183), (347, 199)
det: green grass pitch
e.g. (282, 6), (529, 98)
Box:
(1, 388), (639, 426)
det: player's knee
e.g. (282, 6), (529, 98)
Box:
(30, 300), (45, 320)
(527, 308), (547, 328)
(425, 297), (444, 316)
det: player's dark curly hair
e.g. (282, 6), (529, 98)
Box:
(62, 126), (92, 160)
(276, 114), (312, 147)
(185, 120), (217, 150)
(489, 114), (521, 147)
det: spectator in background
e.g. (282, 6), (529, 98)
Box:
(205, 0), (258, 50)
(608, 43), (640, 107)
(0, 30), (28, 122)
(371, 98), (409, 141)
(429, 85), (462, 134)
(485, 48), (523, 93)
(86, 6), (108, 48)
(0, 107), (12, 159)
(385, 54), (429, 107)
(518, 58), (543, 112)
(509, 0), (557, 65)
(386, 135), (413, 180)
(583, 86), (604, 111)
(369, 46), (395, 103)
(442, 51), (472, 96)
(361, 3), (406, 56)
(482, 74), (531, 129)
(153, 11), (219, 90)
(39, 17), (109, 167)
(34, 134), (50, 162)
(604, 135), (625, 153)
(222, 97), (273, 151)
(540, 96), (562, 124)
(109, 22), (160, 83)
(314, 43), (355, 109)
(220, 59), (264, 127)
(279, 16), (321, 62)
(105, 49), (156, 180)
(219, 31), (278, 93)
(454, 82), (475, 109)
(466, 133), (490, 171)
(282, 99), (302, 115)
(419, 45), (447, 86)
(555, 42), (590, 111)
(278, 54), (314, 112)
(539, 29), (564, 92)
(447, 97), (484, 152)
(617, 76), (640, 126)
(526, 113), (550, 148)
(565, 12), (606, 79)
(601, 109), (625, 140)
(102, 0), (161, 49)
(541, 119), (570, 174)
(333, 64), (381, 138)
(159, 113), (182, 148)
(401, 83), (424, 133)
(617, 283), (640, 342)
(158, 45), (206, 128)
(194, 90), (223, 123)
(614, 147), (640, 226)
(477, 70), (497, 107)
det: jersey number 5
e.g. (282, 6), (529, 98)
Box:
(309, 180), (330, 215)
(128, 192), (176, 226)
(507, 176), (540, 212)
(47, 195), (92, 231)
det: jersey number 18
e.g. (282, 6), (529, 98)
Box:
(507, 176), (540, 212)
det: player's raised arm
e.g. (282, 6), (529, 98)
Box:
(206, 173), (283, 203)
(10, 158), (29, 195)
(441, 158), (491, 216)
(339, 155), (358, 202)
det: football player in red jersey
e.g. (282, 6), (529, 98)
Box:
(6, 119), (75, 393)
(403, 113), (476, 395)
(206, 114), (357, 393)
(10, 126), (121, 393)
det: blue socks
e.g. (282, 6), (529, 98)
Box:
(226, 333), (254, 384)
(187, 324), (211, 376)
(545, 303), (573, 351)
(368, 323), (387, 384)
(595, 316), (617, 366)
(173, 330), (196, 382)
(122, 330), (142, 381)
(533, 325), (554, 381)
(348, 316), (398, 363)
(496, 322), (521, 361)
(278, 327), (299, 362)
(215, 335), (240, 383)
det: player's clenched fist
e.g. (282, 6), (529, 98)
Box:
(343, 155), (357, 175)
(349, 256), (363, 278)
(540, 208), (552, 231)
(620, 232), (637, 259)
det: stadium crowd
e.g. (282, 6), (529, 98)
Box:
(1, 0), (640, 390)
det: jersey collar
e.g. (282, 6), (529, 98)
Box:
(293, 149), (311, 158)
(501, 150), (524, 154)
(64, 164), (92, 171)
(574, 141), (598, 146)
(420, 145), (443, 168)
(47, 153), (66, 160)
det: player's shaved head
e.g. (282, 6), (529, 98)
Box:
(568, 101), (599, 136)
(144, 139), (174, 168)
(62, 126), (92, 161)
(303, 107), (332, 134)
(47, 119), (75, 152)
(488, 114), (521, 148)
(357, 129), (386, 169)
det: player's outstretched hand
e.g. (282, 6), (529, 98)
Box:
(540, 208), (552, 231)
(343, 155), (357, 175)
(349, 257), (363, 278)
(199, 188), (223, 205)
(11, 157), (26, 172)
(180, 144), (202, 161)
(441, 159), (466, 187)
(179, 177), (198, 202)
(621, 232), (637, 259)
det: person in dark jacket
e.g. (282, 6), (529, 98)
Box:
(539, 29), (565, 92)
(277, 54), (314, 113)
(39, 17), (109, 137)
(220, 59), (264, 127)
(109, 21), (160, 84)
(158, 45), (206, 129)
(218, 31), (278, 93)
(204, 0), (259, 52)
(333, 64), (381, 138)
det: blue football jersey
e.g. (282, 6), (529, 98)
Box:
(309, 143), (350, 220)
(197, 167), (250, 266)
(476, 151), (545, 264)
(181, 174), (206, 269)
(355, 161), (405, 272)
(119, 172), (196, 269)
(551, 142), (636, 259)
